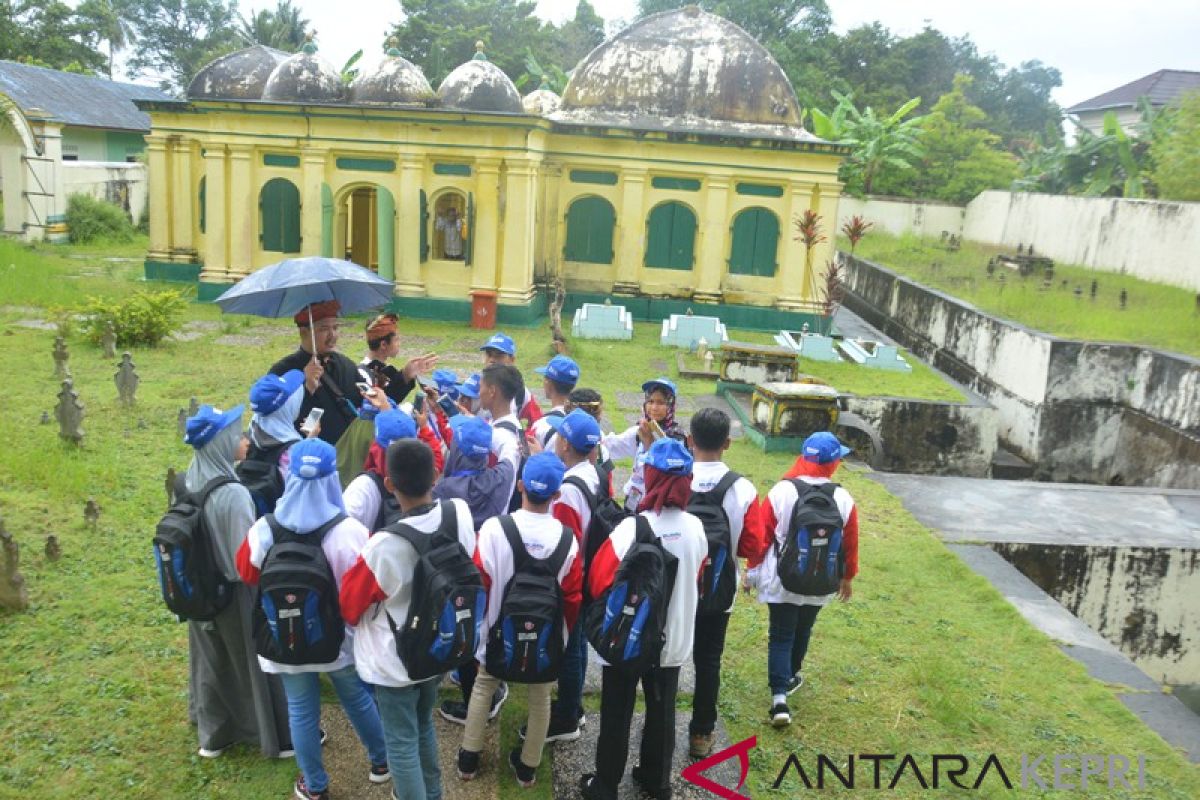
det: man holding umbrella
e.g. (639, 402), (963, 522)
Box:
(270, 301), (436, 445)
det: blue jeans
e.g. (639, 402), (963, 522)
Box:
(278, 666), (387, 794)
(767, 603), (822, 695)
(553, 618), (588, 721)
(375, 678), (442, 800)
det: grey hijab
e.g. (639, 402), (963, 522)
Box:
(185, 421), (254, 581)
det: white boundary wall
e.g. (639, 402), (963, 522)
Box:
(62, 161), (147, 224)
(835, 195), (964, 239)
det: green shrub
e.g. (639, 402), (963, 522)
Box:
(136, 204), (150, 235)
(77, 289), (188, 347)
(66, 193), (135, 244)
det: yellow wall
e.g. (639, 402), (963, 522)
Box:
(148, 101), (842, 313)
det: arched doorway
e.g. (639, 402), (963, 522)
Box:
(334, 183), (395, 277)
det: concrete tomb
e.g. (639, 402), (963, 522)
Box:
(660, 313), (727, 350)
(571, 302), (633, 340)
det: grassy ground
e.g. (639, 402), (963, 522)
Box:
(846, 232), (1200, 359)
(0, 237), (1197, 798)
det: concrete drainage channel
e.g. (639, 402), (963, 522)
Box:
(872, 473), (1200, 762)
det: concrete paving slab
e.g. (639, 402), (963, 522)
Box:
(871, 474), (1200, 548)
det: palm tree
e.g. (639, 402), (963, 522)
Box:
(76, 0), (138, 78)
(811, 92), (926, 196)
(237, 0), (310, 51)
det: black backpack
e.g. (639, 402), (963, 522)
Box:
(494, 420), (531, 513)
(776, 481), (845, 596)
(538, 409), (566, 448)
(252, 513), (347, 665)
(584, 515), (677, 676)
(687, 471), (742, 615)
(484, 516), (573, 684)
(153, 476), (239, 622)
(563, 473), (631, 571)
(384, 501), (486, 681)
(365, 471), (402, 532)
(235, 440), (289, 517)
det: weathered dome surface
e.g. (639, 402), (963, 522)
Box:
(350, 50), (435, 105)
(438, 54), (522, 114)
(188, 45), (289, 100)
(262, 45), (344, 103)
(522, 83), (562, 116)
(555, 8), (817, 142)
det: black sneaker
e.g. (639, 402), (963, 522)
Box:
(457, 748), (480, 781)
(368, 762), (390, 784)
(508, 749), (537, 788)
(520, 713), (581, 742)
(785, 672), (804, 696)
(579, 774), (604, 800)
(771, 701), (792, 727)
(440, 700), (468, 725)
(319, 727), (328, 745)
(490, 682), (509, 720)
(294, 775), (330, 800)
(631, 765), (672, 799)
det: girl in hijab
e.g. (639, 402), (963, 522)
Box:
(236, 438), (390, 800)
(181, 404), (293, 760)
(601, 377), (689, 511)
(343, 409), (417, 532)
(241, 370), (308, 515)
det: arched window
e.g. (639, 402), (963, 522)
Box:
(260, 178), (301, 253)
(644, 201), (696, 270)
(563, 196), (615, 264)
(728, 207), (779, 277)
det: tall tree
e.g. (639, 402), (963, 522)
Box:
(123, 0), (239, 93)
(1151, 91), (1200, 202)
(544, 0), (605, 73)
(818, 92), (926, 196)
(76, 0), (138, 77)
(237, 0), (310, 52)
(0, 1), (107, 74)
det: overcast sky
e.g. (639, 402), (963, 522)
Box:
(235, 0), (1200, 109)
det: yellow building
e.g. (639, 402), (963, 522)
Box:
(140, 8), (846, 329)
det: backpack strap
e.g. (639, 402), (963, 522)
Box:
(562, 475), (598, 509)
(633, 513), (655, 545)
(494, 420), (530, 459)
(264, 512), (347, 547)
(707, 470), (742, 502)
(498, 515), (530, 572)
(547, 523), (574, 575)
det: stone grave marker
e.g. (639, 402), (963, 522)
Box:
(101, 323), (117, 358)
(188, 396), (200, 417)
(660, 313), (727, 349)
(1, 514), (29, 611)
(56, 379), (85, 445)
(45, 535), (61, 562)
(571, 302), (633, 340)
(177, 408), (187, 438)
(115, 352), (139, 405)
(165, 467), (178, 507)
(39, 411), (49, 425)
(52, 336), (69, 379)
(84, 498), (100, 530)
(1120, 289), (1128, 310)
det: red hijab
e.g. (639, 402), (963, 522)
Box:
(637, 464), (692, 514)
(363, 440), (388, 479)
(784, 456), (840, 481)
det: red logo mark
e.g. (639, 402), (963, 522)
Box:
(525, 621), (535, 630)
(285, 594), (297, 604)
(681, 736), (756, 800)
(455, 596), (464, 607)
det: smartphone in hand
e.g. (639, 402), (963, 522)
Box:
(301, 407), (324, 435)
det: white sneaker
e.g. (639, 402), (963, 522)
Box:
(197, 745), (229, 758)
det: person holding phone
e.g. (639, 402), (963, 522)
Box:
(601, 377), (688, 512)
(359, 313), (438, 405)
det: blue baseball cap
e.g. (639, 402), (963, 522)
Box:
(479, 333), (516, 356)
(645, 437), (693, 475)
(432, 369), (460, 395)
(548, 409), (600, 453)
(458, 372), (482, 399)
(248, 370), (305, 415)
(184, 404), (244, 448)
(534, 355), (580, 386)
(522, 452), (566, 501)
(288, 438), (337, 480)
(802, 431), (851, 464)
(454, 416), (493, 457)
(375, 409), (417, 448)
(641, 377), (678, 397)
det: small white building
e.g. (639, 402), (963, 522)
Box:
(0, 61), (172, 240)
(1066, 69), (1200, 137)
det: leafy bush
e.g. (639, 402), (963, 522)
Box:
(77, 289), (188, 347)
(66, 194), (135, 244)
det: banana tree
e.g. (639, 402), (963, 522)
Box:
(810, 92), (926, 195)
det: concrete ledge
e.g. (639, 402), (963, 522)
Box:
(144, 259), (201, 283)
(197, 280), (234, 303)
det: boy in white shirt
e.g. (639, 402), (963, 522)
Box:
(528, 355), (580, 449)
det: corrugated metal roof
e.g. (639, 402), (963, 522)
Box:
(0, 60), (174, 132)
(1067, 69), (1200, 113)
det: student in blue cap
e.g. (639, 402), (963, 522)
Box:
(181, 404), (293, 760)
(529, 355), (580, 449)
(237, 438), (390, 800)
(602, 377), (688, 512)
(343, 410), (418, 532)
(241, 369), (310, 515)
(581, 438), (707, 800)
(480, 332), (543, 427)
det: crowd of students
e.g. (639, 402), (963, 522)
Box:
(155, 305), (860, 800)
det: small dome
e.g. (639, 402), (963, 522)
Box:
(188, 45), (289, 100)
(349, 43), (434, 105)
(437, 44), (521, 113)
(262, 39), (344, 103)
(557, 7), (811, 140)
(522, 79), (561, 115)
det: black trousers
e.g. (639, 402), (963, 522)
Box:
(593, 665), (681, 799)
(689, 610), (731, 736)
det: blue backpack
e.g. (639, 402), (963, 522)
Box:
(484, 516), (573, 683)
(776, 481), (844, 596)
(584, 515), (677, 675)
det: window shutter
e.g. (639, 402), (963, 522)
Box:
(753, 209), (780, 277)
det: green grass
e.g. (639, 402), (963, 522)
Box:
(1, 239), (1197, 798)
(848, 232), (1200, 359)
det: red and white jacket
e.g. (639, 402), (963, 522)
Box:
(749, 477), (859, 607)
(690, 460), (768, 613)
(517, 389), (543, 429)
(552, 461), (600, 551)
(235, 515), (369, 675)
(472, 509), (583, 661)
(338, 499), (477, 687)
(587, 508), (707, 668)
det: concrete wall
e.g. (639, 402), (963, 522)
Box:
(963, 191), (1200, 292)
(843, 254), (1200, 489)
(835, 195), (964, 239)
(840, 395), (997, 478)
(62, 161), (147, 223)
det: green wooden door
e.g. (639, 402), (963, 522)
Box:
(645, 201), (695, 270)
(563, 196), (615, 263)
(260, 178), (301, 253)
(729, 207), (779, 277)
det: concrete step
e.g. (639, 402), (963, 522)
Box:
(991, 445), (1034, 480)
